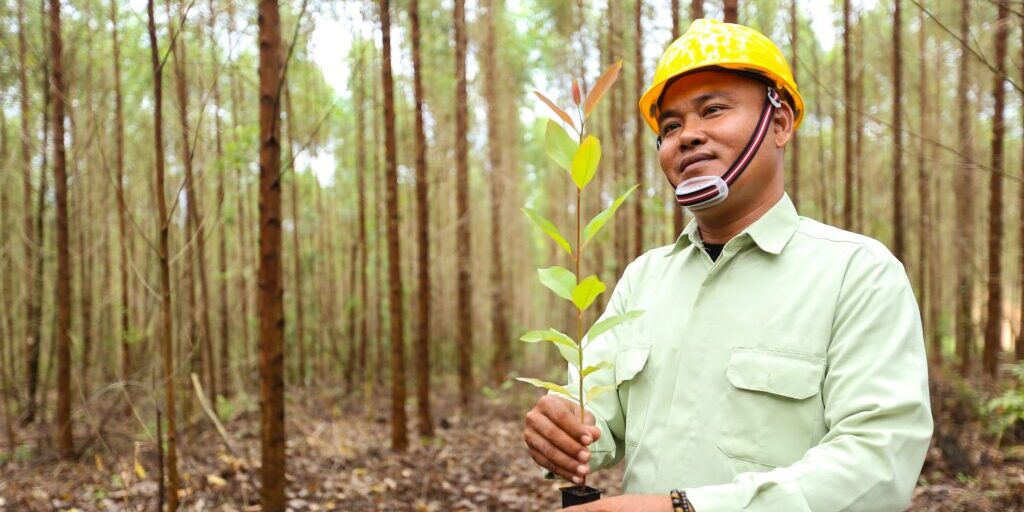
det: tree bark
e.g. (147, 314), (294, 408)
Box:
(843, 0), (852, 230)
(789, 0), (799, 210)
(379, 0), (407, 452)
(283, 82), (305, 387)
(258, 0), (286, 508)
(724, 0), (738, 23)
(49, 0), (73, 460)
(690, 0), (703, 20)
(171, 3), (216, 401)
(983, 0), (1009, 378)
(147, 0), (180, 506)
(917, 5), (936, 364)
(209, 0), (231, 396)
(955, 0), (974, 376)
(633, 0), (644, 259)
(454, 0), (474, 407)
(409, 0), (434, 437)
(892, 0), (904, 262)
(483, 0), (511, 387)
(1017, 10), (1024, 363)
(354, 50), (369, 392)
(110, 0), (133, 407)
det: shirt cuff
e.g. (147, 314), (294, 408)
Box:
(685, 483), (743, 512)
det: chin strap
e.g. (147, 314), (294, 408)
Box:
(673, 87), (781, 209)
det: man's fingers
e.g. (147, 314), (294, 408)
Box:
(524, 427), (589, 478)
(543, 397), (597, 444)
(530, 409), (589, 462)
(528, 448), (581, 485)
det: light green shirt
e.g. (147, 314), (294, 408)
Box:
(560, 193), (932, 511)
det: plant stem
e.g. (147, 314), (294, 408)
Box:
(576, 184), (586, 490)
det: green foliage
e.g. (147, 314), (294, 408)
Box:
(583, 184), (639, 247)
(545, 120), (579, 173)
(516, 61), (641, 421)
(983, 363), (1024, 445)
(571, 275), (605, 311)
(537, 266), (576, 301)
(523, 207), (572, 256)
(570, 135), (601, 190)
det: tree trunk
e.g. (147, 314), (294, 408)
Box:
(843, 0), (852, 230)
(283, 82), (305, 387)
(789, 0), (799, 210)
(228, 4), (251, 380)
(1017, 11), (1024, 363)
(892, 0), (904, 262)
(354, 50), (369, 392)
(724, 0), (738, 23)
(690, 0), (703, 20)
(147, 0), (180, 506)
(633, 0), (644, 258)
(379, 0), (407, 452)
(171, 5), (216, 401)
(110, 0), (132, 408)
(917, 5), (936, 365)
(49, 0), (73, 460)
(18, 0), (42, 426)
(955, 0), (974, 376)
(454, 0), (474, 407)
(983, 0), (1008, 378)
(209, 0), (231, 396)
(409, 0), (434, 438)
(483, 0), (511, 387)
(258, 0), (286, 508)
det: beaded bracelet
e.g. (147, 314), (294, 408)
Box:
(669, 489), (694, 512)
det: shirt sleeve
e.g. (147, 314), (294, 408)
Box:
(685, 249), (934, 512)
(543, 259), (639, 476)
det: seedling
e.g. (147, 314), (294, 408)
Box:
(517, 61), (643, 507)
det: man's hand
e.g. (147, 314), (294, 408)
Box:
(523, 395), (602, 484)
(560, 494), (674, 512)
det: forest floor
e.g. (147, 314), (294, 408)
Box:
(0, 382), (1022, 511)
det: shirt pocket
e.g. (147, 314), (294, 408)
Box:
(717, 347), (825, 471)
(615, 346), (652, 449)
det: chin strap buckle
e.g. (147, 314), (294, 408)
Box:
(768, 87), (782, 109)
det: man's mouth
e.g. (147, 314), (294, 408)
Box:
(677, 153), (715, 179)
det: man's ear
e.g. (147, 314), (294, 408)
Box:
(772, 100), (795, 148)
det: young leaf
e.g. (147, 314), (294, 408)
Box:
(583, 184), (639, 247)
(584, 60), (623, 119)
(570, 135), (601, 190)
(585, 310), (644, 346)
(587, 384), (616, 401)
(538, 266), (577, 301)
(516, 377), (577, 399)
(522, 207), (572, 256)
(581, 361), (612, 378)
(521, 328), (581, 367)
(572, 275), (606, 311)
(545, 120), (579, 173)
(533, 90), (576, 130)
(572, 79), (582, 106)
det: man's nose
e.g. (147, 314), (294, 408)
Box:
(676, 127), (706, 150)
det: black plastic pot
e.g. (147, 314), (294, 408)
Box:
(560, 484), (601, 507)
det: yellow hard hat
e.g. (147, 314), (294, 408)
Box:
(638, 18), (805, 134)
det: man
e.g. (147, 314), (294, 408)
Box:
(523, 19), (932, 512)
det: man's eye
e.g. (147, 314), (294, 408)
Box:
(660, 122), (680, 136)
(703, 105), (725, 116)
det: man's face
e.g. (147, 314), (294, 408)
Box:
(655, 70), (791, 212)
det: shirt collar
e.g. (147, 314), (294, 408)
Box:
(665, 193), (800, 257)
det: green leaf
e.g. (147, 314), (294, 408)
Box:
(581, 361), (612, 379)
(520, 328), (580, 367)
(587, 384), (616, 401)
(584, 60), (623, 119)
(516, 378), (576, 399)
(585, 310), (644, 346)
(572, 275), (606, 311)
(522, 207), (572, 256)
(583, 184), (639, 247)
(538, 266), (576, 301)
(545, 120), (579, 172)
(570, 135), (601, 190)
